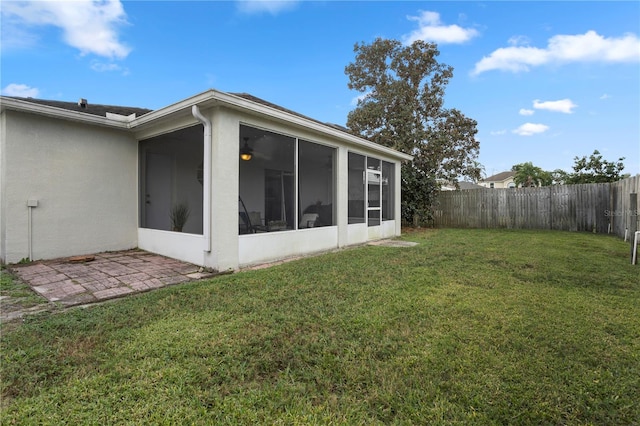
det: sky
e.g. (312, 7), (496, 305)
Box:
(2, 0), (639, 178)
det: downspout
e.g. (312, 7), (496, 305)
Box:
(192, 105), (212, 253)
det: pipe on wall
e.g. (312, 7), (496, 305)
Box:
(26, 199), (39, 261)
(192, 105), (212, 253)
(28, 206), (33, 261)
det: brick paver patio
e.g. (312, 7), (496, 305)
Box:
(9, 249), (211, 307)
(3, 239), (410, 323)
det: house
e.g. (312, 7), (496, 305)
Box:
(439, 180), (485, 191)
(0, 89), (412, 270)
(480, 171), (516, 189)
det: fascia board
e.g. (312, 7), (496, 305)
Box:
(0, 97), (129, 129)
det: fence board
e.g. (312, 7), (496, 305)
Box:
(434, 175), (640, 239)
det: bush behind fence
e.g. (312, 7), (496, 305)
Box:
(434, 175), (639, 238)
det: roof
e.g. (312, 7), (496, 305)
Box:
(483, 171), (515, 182)
(0, 89), (412, 162)
(439, 180), (485, 191)
(230, 93), (350, 133)
(458, 181), (485, 190)
(3, 97), (152, 118)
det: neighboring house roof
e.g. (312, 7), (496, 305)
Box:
(483, 171), (515, 182)
(0, 89), (413, 161)
(458, 181), (485, 190)
(440, 180), (485, 190)
(3, 96), (152, 118)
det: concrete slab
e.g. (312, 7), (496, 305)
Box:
(368, 240), (419, 248)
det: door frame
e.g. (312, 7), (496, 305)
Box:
(366, 168), (382, 227)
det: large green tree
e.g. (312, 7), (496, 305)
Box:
(345, 38), (481, 224)
(556, 150), (627, 184)
(511, 162), (553, 187)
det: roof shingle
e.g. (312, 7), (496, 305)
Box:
(5, 97), (152, 118)
(483, 171), (515, 182)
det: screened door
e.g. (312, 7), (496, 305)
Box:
(367, 168), (382, 227)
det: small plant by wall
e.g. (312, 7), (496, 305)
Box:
(169, 202), (190, 232)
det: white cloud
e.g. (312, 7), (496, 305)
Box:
(490, 130), (507, 136)
(472, 30), (640, 75)
(1, 83), (40, 97)
(403, 10), (480, 45)
(473, 46), (551, 74)
(508, 35), (531, 46)
(2, 0), (131, 59)
(236, 0), (298, 15)
(533, 99), (577, 114)
(549, 31), (639, 62)
(513, 123), (549, 136)
(519, 108), (534, 116)
(600, 93), (611, 100)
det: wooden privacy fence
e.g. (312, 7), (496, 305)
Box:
(433, 175), (639, 239)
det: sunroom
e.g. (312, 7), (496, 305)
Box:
(134, 90), (411, 271)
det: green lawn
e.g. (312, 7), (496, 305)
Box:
(1, 229), (638, 424)
(0, 264), (46, 308)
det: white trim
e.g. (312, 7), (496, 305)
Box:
(0, 97), (130, 129)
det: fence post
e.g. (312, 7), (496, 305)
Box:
(630, 193), (638, 262)
(549, 186), (553, 230)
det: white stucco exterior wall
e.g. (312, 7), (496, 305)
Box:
(336, 146), (349, 248)
(0, 111), (6, 261)
(0, 110), (138, 263)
